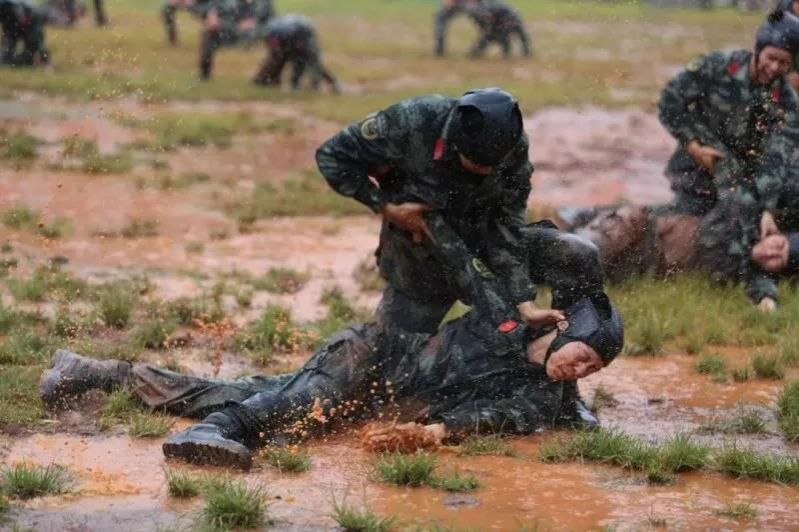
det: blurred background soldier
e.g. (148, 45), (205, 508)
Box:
(0, 0), (49, 66)
(162, 0), (213, 46)
(253, 14), (339, 92)
(64, 0), (106, 26)
(467, 1), (531, 58)
(198, 0), (274, 80)
(434, 0), (482, 57)
(40, 0), (85, 26)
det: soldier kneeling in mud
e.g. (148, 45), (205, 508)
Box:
(40, 224), (623, 469)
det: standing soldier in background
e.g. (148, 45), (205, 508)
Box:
(252, 14), (339, 92)
(467, 1), (531, 58)
(65, 0), (107, 26)
(434, 0), (482, 57)
(162, 0), (215, 46)
(0, 0), (49, 66)
(199, 0), (274, 80)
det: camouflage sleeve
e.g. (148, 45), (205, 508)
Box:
(752, 96), (799, 212)
(436, 381), (559, 435)
(482, 134), (536, 305)
(315, 105), (407, 213)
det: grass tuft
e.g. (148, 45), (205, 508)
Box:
(128, 412), (174, 438)
(659, 433), (709, 472)
(369, 453), (437, 487)
(97, 284), (137, 328)
(201, 478), (268, 530)
(330, 497), (397, 532)
(457, 435), (518, 457)
(252, 267), (310, 294)
(1, 132), (39, 161)
(694, 354), (726, 376)
(1, 463), (73, 499)
(163, 468), (204, 499)
(262, 447), (312, 473)
(715, 502), (757, 520)
(429, 470), (481, 492)
(752, 353), (785, 380)
(777, 380), (799, 443)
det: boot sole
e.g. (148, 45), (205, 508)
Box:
(163, 440), (253, 470)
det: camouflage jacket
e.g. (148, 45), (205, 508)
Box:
(468, 2), (525, 35)
(316, 95), (536, 307)
(263, 14), (315, 49)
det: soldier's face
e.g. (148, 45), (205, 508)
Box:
(546, 342), (604, 381)
(458, 153), (492, 176)
(754, 46), (793, 85)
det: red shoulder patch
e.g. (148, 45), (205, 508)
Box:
(726, 61), (740, 76)
(497, 320), (519, 333)
(772, 86), (782, 103)
(432, 138), (445, 161)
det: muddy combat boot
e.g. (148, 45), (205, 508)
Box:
(163, 413), (253, 470)
(39, 350), (131, 409)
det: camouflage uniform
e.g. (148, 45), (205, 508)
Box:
(162, 0), (215, 46)
(657, 49), (799, 302)
(252, 14), (339, 92)
(316, 94), (535, 334)
(0, 0), (49, 66)
(467, 1), (531, 58)
(71, 224), (616, 445)
(198, 0), (273, 80)
(434, 0), (483, 57)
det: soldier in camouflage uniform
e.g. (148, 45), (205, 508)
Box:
(252, 14), (339, 92)
(40, 223), (624, 469)
(467, 1), (531, 58)
(316, 88), (559, 336)
(655, 10), (799, 308)
(161, 0), (215, 46)
(198, 0), (274, 80)
(0, 0), (49, 66)
(434, 0), (483, 57)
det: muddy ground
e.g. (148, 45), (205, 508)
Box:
(0, 91), (797, 530)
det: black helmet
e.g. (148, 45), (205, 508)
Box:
(449, 87), (523, 167)
(756, 10), (799, 58)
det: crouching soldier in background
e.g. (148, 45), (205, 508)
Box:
(434, 0), (484, 57)
(40, 223), (623, 469)
(0, 0), (49, 67)
(198, 0), (273, 80)
(161, 0), (215, 46)
(467, 1), (532, 58)
(252, 14), (339, 92)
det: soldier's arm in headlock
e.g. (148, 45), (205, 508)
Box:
(481, 134), (536, 306)
(315, 104), (407, 213)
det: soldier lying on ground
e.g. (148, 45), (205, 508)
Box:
(316, 88), (558, 338)
(433, 0), (483, 57)
(467, 1), (531, 58)
(655, 10), (799, 309)
(40, 223), (623, 469)
(161, 0), (214, 46)
(0, 0), (49, 66)
(252, 14), (339, 92)
(198, 0), (273, 80)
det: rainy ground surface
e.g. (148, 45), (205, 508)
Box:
(2, 1), (799, 530)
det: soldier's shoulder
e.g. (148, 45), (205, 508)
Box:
(381, 95), (456, 131)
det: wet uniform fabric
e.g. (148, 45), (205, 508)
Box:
(0, 0), (48, 66)
(657, 49), (799, 302)
(252, 14), (338, 91)
(467, 2), (531, 58)
(126, 225), (611, 444)
(198, 0), (274, 79)
(316, 94), (535, 334)
(161, 0), (216, 46)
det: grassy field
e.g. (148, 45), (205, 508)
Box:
(0, 0), (764, 121)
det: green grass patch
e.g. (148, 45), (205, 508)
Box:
(97, 283), (137, 328)
(163, 468), (204, 499)
(120, 219), (160, 239)
(262, 447), (311, 473)
(1, 132), (39, 161)
(6, 265), (89, 303)
(99, 388), (143, 429)
(165, 296), (225, 326)
(2, 206), (39, 231)
(200, 478), (269, 530)
(128, 412), (174, 438)
(457, 435), (518, 457)
(353, 258), (385, 293)
(1, 463), (73, 500)
(369, 453), (437, 487)
(752, 353), (785, 380)
(37, 218), (72, 240)
(236, 304), (309, 362)
(694, 354), (726, 375)
(428, 470), (481, 492)
(330, 497), (397, 532)
(715, 502), (757, 520)
(143, 112), (256, 150)
(659, 433), (709, 473)
(711, 445), (799, 485)
(133, 318), (176, 350)
(252, 267), (310, 294)
(590, 385), (618, 413)
(702, 408), (767, 435)
(0, 329), (51, 365)
(777, 380), (799, 443)
(0, 365), (46, 427)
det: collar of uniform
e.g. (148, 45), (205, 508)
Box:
(727, 50), (751, 82)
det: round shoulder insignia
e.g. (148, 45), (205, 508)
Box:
(686, 55), (705, 73)
(360, 113), (383, 141)
(471, 258), (495, 279)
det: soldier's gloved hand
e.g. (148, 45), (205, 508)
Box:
(517, 301), (565, 328)
(381, 202), (434, 244)
(752, 234), (789, 272)
(686, 140), (725, 175)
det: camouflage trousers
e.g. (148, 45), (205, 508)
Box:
(199, 25), (265, 79)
